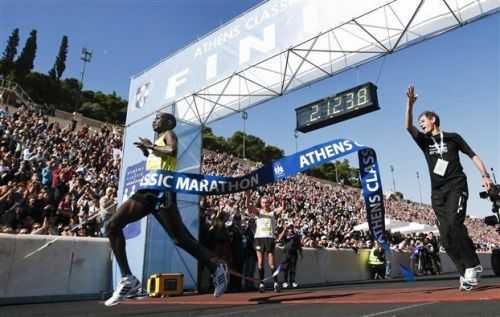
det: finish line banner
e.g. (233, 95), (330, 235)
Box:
(137, 138), (386, 242)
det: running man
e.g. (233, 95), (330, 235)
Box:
(104, 112), (228, 306)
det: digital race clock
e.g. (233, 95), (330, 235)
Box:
(295, 82), (380, 133)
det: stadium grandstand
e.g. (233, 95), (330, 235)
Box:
(1, 79), (498, 257)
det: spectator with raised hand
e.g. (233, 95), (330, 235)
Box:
(56, 194), (73, 225)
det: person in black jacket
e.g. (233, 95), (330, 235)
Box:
(241, 218), (257, 291)
(278, 223), (302, 288)
(405, 84), (493, 291)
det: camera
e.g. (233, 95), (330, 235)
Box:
(481, 184), (500, 227)
(479, 174), (500, 277)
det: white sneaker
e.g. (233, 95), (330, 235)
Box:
(464, 265), (482, 286)
(258, 282), (265, 293)
(273, 282), (280, 293)
(213, 263), (229, 297)
(282, 282), (289, 289)
(459, 276), (474, 291)
(292, 282), (299, 288)
(105, 275), (141, 306)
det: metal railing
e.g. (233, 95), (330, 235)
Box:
(0, 79), (36, 107)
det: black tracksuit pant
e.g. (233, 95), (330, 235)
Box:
(282, 252), (298, 283)
(431, 180), (480, 276)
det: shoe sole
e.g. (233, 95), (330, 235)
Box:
(104, 300), (120, 307)
(463, 279), (478, 286)
(105, 284), (141, 306)
(459, 279), (476, 291)
(127, 292), (148, 299)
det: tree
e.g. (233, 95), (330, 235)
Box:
(79, 101), (107, 120)
(0, 28), (20, 76)
(49, 35), (68, 80)
(305, 159), (361, 188)
(77, 90), (127, 123)
(60, 78), (82, 110)
(24, 71), (60, 105)
(202, 127), (228, 153)
(15, 29), (37, 81)
(262, 145), (284, 162)
(227, 131), (268, 161)
(48, 67), (57, 80)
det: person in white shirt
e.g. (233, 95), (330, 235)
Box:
(245, 191), (285, 292)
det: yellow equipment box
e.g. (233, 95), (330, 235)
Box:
(147, 273), (184, 297)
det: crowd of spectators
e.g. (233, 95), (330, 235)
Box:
(0, 104), (121, 237)
(1, 103), (499, 261)
(200, 150), (500, 256)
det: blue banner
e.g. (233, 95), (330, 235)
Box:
(134, 138), (386, 243)
(121, 161), (147, 239)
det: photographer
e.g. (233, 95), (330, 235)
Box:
(405, 85), (494, 290)
(411, 237), (435, 276)
(427, 232), (442, 274)
(278, 223), (302, 288)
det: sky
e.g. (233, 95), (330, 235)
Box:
(1, 0), (499, 217)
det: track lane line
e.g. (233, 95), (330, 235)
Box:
(360, 302), (437, 317)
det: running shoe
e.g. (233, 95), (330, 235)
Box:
(104, 275), (141, 307)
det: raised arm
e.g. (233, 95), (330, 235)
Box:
(273, 196), (286, 216)
(277, 227), (286, 242)
(245, 191), (259, 215)
(405, 84), (419, 138)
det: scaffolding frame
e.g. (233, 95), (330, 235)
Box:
(127, 0), (499, 127)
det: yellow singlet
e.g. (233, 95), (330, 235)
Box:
(145, 132), (177, 171)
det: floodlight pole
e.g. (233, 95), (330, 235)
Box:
(242, 111), (248, 159)
(390, 165), (396, 192)
(78, 47), (93, 111)
(416, 171), (423, 205)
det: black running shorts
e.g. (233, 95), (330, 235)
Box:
(254, 237), (275, 253)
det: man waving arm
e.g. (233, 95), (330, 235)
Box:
(405, 84), (419, 139)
